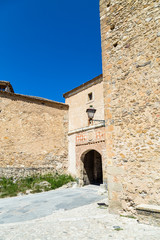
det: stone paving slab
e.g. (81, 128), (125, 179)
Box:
(0, 185), (105, 224)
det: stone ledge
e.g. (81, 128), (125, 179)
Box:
(136, 204), (160, 226)
(0, 167), (67, 178)
(136, 204), (160, 213)
(68, 123), (105, 135)
(63, 74), (103, 98)
(0, 91), (69, 109)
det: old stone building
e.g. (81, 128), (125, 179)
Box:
(0, 81), (68, 177)
(0, 0), (160, 225)
(0, 77), (107, 184)
(100, 0), (160, 224)
(63, 74), (107, 186)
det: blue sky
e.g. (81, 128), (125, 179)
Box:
(0, 0), (102, 103)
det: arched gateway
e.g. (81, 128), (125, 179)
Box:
(63, 74), (107, 187)
(81, 150), (103, 185)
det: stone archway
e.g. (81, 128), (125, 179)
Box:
(82, 150), (103, 185)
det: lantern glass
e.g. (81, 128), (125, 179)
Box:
(86, 106), (96, 119)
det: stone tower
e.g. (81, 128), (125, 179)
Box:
(100, 0), (160, 220)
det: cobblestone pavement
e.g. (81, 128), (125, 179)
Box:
(1, 186), (160, 240)
(1, 199), (160, 240)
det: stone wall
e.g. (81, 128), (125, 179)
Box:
(65, 75), (104, 131)
(0, 92), (69, 177)
(64, 76), (106, 181)
(100, 0), (160, 214)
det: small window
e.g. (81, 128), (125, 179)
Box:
(88, 92), (93, 101)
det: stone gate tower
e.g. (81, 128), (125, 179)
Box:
(100, 0), (160, 222)
(64, 75), (107, 186)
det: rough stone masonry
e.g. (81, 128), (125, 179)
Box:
(100, 0), (160, 219)
(0, 91), (69, 177)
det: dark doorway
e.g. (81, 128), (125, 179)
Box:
(83, 150), (103, 185)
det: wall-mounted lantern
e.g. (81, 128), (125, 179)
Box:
(86, 105), (106, 126)
(86, 105), (96, 120)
